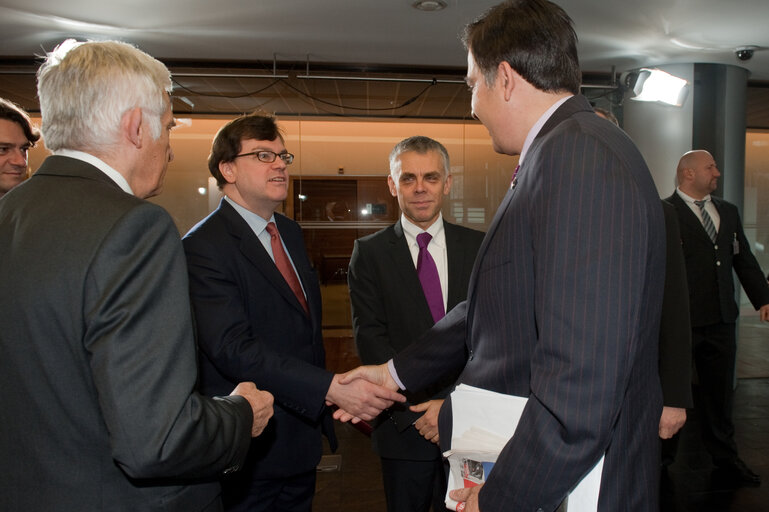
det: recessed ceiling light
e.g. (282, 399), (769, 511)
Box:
(412, 0), (447, 12)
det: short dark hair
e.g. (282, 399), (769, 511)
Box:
(208, 112), (284, 187)
(0, 98), (41, 145)
(462, 0), (581, 95)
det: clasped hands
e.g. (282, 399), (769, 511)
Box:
(325, 363), (405, 422)
(328, 364), (442, 444)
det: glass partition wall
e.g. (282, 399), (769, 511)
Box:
(27, 116), (518, 332)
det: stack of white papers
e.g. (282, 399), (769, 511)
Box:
(442, 384), (603, 512)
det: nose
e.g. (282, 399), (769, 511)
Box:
(9, 149), (27, 167)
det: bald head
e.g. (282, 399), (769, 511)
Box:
(676, 150), (720, 199)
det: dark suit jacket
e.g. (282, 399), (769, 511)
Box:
(393, 96), (666, 511)
(0, 156), (252, 512)
(183, 199), (336, 481)
(348, 219), (484, 460)
(660, 201), (693, 408)
(665, 192), (769, 327)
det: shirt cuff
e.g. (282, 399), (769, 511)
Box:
(387, 359), (406, 391)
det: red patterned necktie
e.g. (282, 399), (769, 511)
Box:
(416, 232), (445, 323)
(266, 222), (309, 314)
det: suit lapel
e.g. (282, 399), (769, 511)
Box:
(390, 221), (433, 318)
(444, 223), (468, 309)
(669, 192), (715, 244)
(217, 201), (308, 316)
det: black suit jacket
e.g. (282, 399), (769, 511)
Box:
(393, 96), (666, 511)
(0, 156), (252, 511)
(665, 192), (769, 327)
(183, 199), (336, 480)
(348, 219), (484, 460)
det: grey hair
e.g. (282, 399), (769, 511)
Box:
(37, 39), (172, 152)
(389, 136), (450, 178)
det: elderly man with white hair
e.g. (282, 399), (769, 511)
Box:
(0, 40), (274, 511)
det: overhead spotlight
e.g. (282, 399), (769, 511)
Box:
(412, 0), (447, 11)
(628, 68), (689, 107)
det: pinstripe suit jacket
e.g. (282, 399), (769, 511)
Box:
(393, 95), (666, 511)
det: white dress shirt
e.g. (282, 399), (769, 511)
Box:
(400, 212), (449, 311)
(675, 187), (721, 233)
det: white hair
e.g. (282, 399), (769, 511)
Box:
(37, 39), (172, 152)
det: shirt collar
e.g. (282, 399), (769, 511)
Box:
(54, 149), (133, 195)
(224, 195), (275, 234)
(676, 187), (711, 204)
(519, 95), (573, 166)
(401, 213), (445, 247)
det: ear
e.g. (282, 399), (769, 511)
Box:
(219, 161), (237, 184)
(121, 107), (144, 149)
(443, 174), (453, 195)
(387, 175), (398, 197)
(498, 61), (516, 102)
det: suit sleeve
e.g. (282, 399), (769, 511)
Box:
(659, 202), (693, 408)
(183, 232), (333, 422)
(730, 204), (769, 309)
(83, 203), (252, 479)
(392, 301), (470, 391)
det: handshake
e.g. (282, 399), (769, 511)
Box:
(226, 363), (403, 438)
(230, 364), (441, 445)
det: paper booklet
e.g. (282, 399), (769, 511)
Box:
(443, 384), (603, 512)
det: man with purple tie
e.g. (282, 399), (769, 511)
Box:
(348, 136), (484, 512)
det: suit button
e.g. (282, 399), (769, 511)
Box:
(714, 244), (718, 250)
(716, 261), (721, 266)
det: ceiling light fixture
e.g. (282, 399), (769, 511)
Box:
(629, 68), (689, 107)
(412, 0), (447, 12)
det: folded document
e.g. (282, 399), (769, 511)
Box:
(443, 384), (603, 512)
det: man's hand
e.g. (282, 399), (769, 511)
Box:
(411, 399), (443, 444)
(231, 382), (274, 437)
(659, 406), (686, 439)
(337, 363), (399, 390)
(325, 373), (405, 423)
(450, 484), (482, 512)
(759, 303), (769, 322)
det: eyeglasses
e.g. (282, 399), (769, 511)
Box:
(233, 150), (294, 165)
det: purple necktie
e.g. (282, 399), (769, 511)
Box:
(510, 164), (520, 188)
(416, 232), (445, 322)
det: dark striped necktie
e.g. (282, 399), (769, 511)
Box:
(694, 199), (717, 243)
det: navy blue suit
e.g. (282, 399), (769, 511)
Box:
(183, 199), (336, 510)
(393, 96), (666, 511)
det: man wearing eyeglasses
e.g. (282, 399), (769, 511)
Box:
(183, 112), (404, 512)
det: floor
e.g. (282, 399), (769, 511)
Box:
(315, 313), (769, 512)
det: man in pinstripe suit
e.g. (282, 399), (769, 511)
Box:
(337, 1), (666, 510)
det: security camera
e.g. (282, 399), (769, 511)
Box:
(735, 47), (755, 61)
